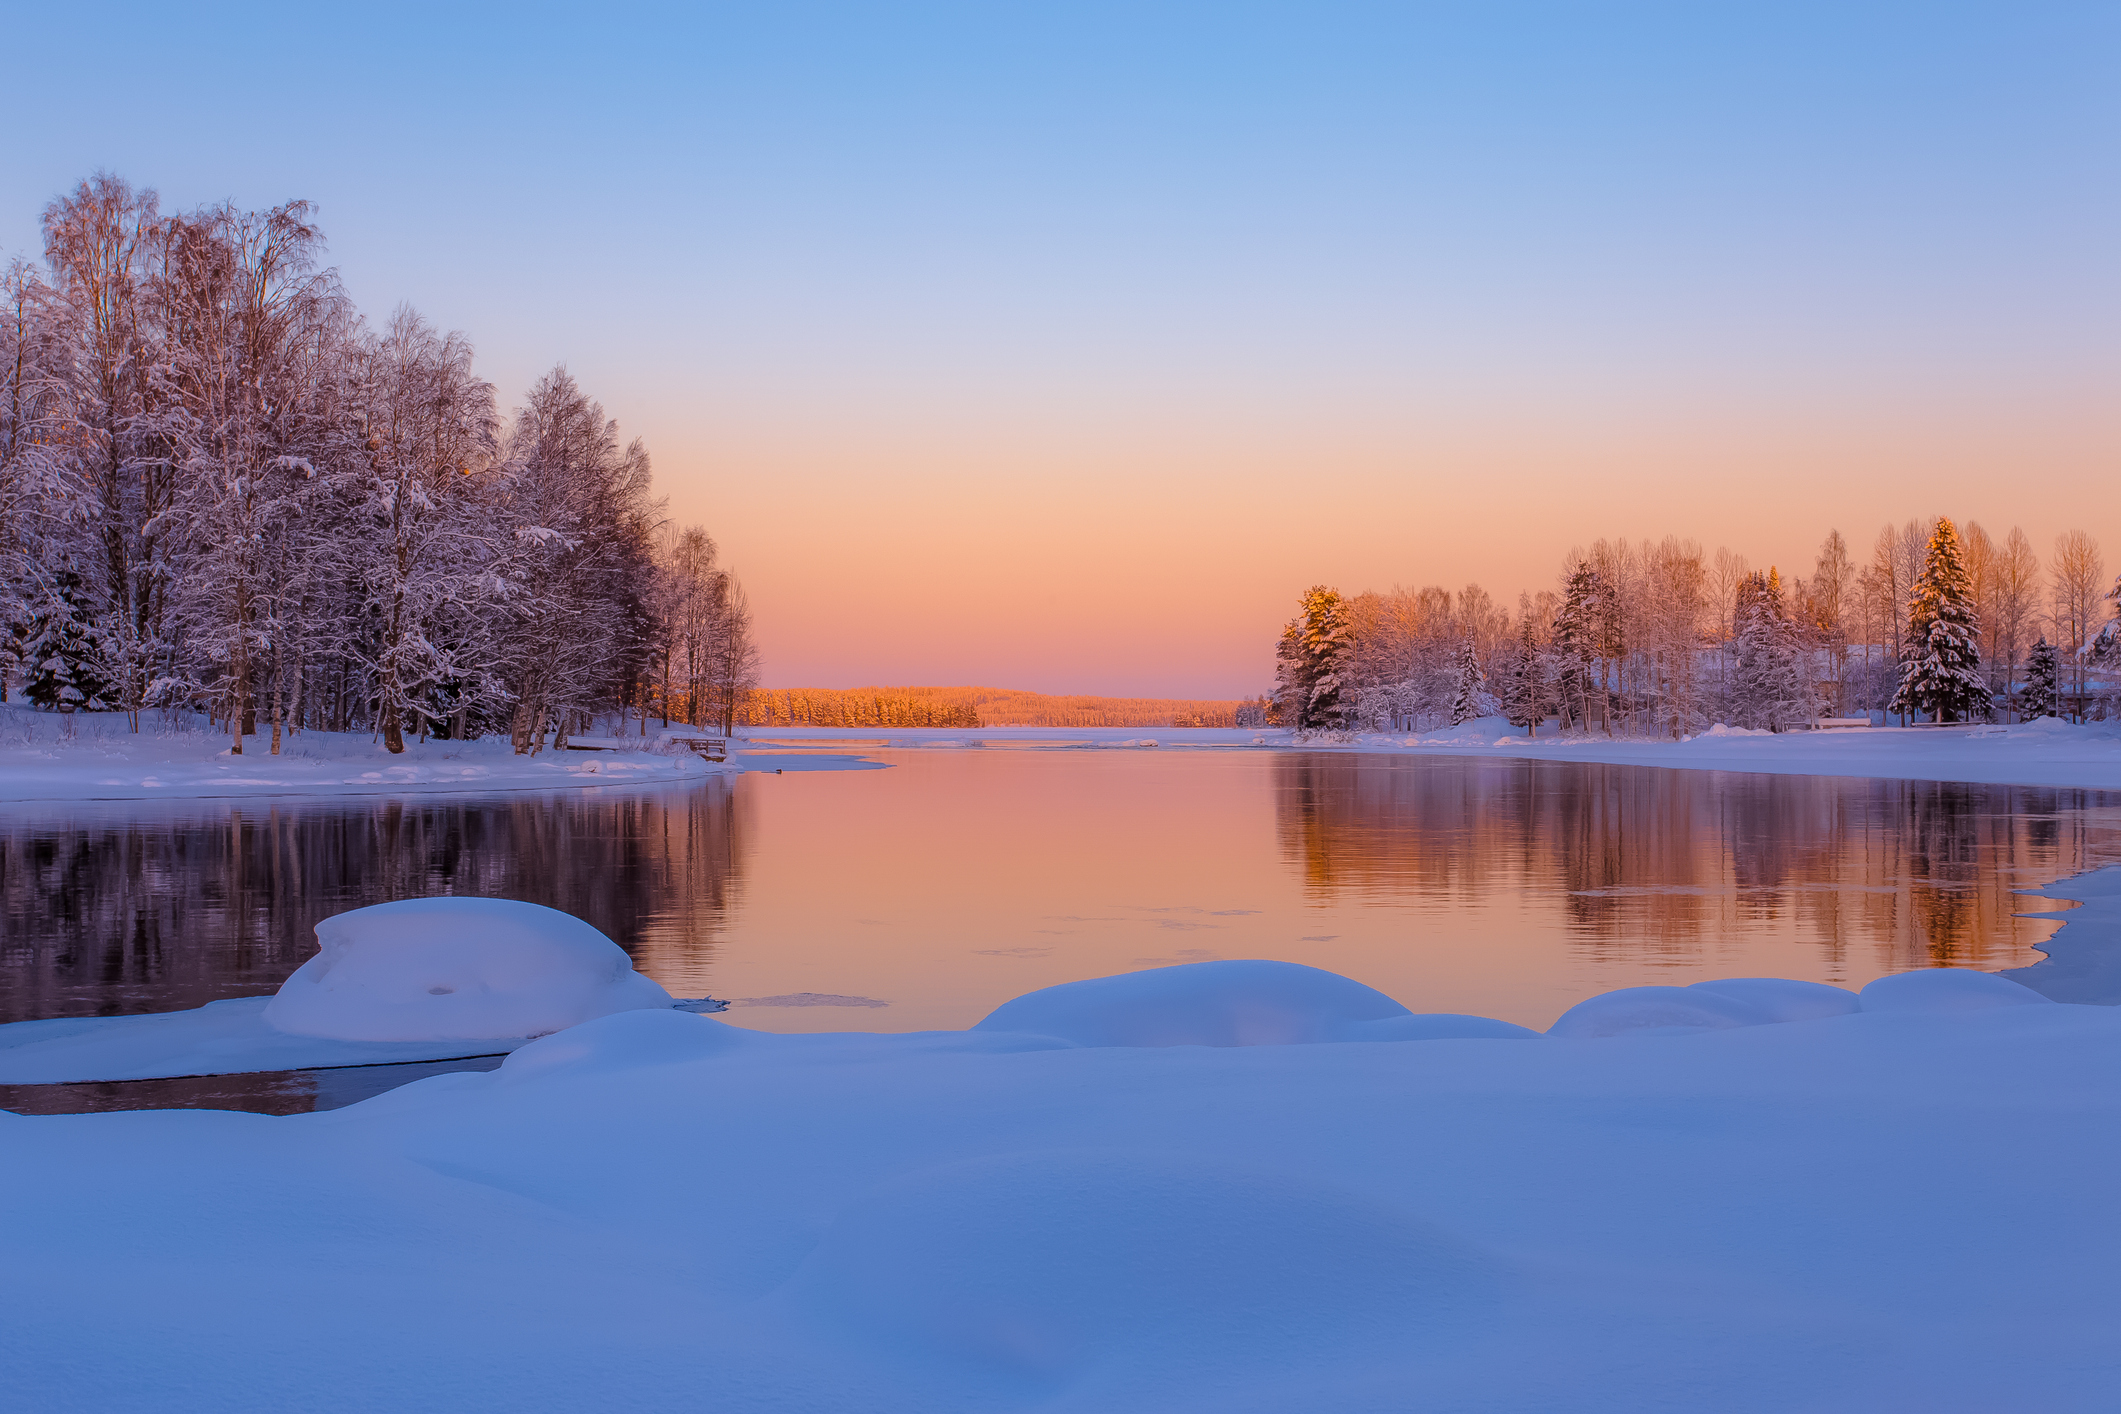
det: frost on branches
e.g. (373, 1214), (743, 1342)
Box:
(1888, 517), (1989, 724)
(0, 175), (756, 751)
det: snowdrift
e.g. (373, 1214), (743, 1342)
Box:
(0, 898), (678, 1083)
(9, 939), (2120, 1413)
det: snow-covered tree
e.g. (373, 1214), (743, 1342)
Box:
(21, 570), (111, 711)
(1274, 585), (1353, 730)
(1889, 517), (1988, 723)
(2019, 636), (2059, 720)
(1727, 570), (1813, 730)
(1, 172), (750, 742)
(1447, 635), (1490, 725)
(1502, 616), (1544, 735)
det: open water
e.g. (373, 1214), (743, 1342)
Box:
(5, 746), (2118, 1113)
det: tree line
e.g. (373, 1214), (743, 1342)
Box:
(1275, 519), (2119, 735)
(735, 686), (1252, 729)
(1, 174), (756, 751)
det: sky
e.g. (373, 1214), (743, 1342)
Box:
(3, 2), (2115, 697)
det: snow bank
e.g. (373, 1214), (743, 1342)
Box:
(973, 959), (1412, 1046)
(2006, 864), (2121, 1004)
(755, 721), (2121, 791)
(0, 706), (733, 802)
(8, 957), (2120, 1412)
(1547, 978), (1860, 1037)
(0, 997), (532, 1085)
(264, 898), (674, 1042)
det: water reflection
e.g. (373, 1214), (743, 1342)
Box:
(1274, 755), (2117, 977)
(5, 751), (2120, 1088)
(0, 781), (750, 1025)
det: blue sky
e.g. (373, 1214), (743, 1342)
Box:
(4, 3), (2114, 694)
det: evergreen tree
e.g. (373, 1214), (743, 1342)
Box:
(1448, 635), (1488, 725)
(1551, 566), (1600, 731)
(1503, 617), (1544, 735)
(1273, 586), (1353, 730)
(1888, 517), (1988, 723)
(2019, 636), (2059, 720)
(22, 571), (112, 712)
(1728, 570), (1812, 730)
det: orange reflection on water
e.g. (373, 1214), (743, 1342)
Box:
(628, 750), (2121, 1033)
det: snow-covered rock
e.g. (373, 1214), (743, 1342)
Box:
(972, 959), (1411, 1047)
(263, 897), (674, 1042)
(1857, 968), (2054, 1014)
(1686, 977), (1861, 1023)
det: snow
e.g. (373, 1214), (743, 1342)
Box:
(264, 898), (675, 1041)
(0, 998), (524, 1085)
(7, 934), (2121, 1410)
(0, 898), (679, 1081)
(0, 706), (728, 800)
(746, 717), (2121, 791)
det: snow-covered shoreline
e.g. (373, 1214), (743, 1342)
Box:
(748, 716), (2121, 792)
(6, 936), (2118, 1411)
(0, 707), (739, 802)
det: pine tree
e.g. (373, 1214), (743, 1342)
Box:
(1888, 517), (1989, 723)
(2020, 636), (2059, 720)
(1503, 617), (1544, 735)
(1551, 566), (1599, 731)
(1448, 635), (1488, 725)
(22, 571), (112, 713)
(1273, 586), (1353, 730)
(1728, 570), (1812, 730)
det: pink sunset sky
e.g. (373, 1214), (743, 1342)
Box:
(5, 4), (2113, 697)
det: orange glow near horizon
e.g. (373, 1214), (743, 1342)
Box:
(647, 384), (2116, 698)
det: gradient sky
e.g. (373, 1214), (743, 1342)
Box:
(4, 3), (2115, 696)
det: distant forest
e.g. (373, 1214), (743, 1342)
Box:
(737, 686), (1250, 729)
(2, 174), (758, 753)
(1275, 519), (2120, 735)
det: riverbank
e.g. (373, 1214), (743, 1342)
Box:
(4, 951), (2116, 1412)
(748, 716), (2121, 792)
(0, 707), (752, 801)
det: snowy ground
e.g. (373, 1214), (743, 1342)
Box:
(749, 715), (2121, 791)
(5, 911), (2119, 1412)
(0, 706), (746, 800)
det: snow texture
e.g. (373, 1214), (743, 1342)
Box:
(0, 898), (679, 1080)
(263, 898), (675, 1041)
(8, 939), (2121, 1412)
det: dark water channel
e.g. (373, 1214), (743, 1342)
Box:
(5, 751), (2119, 1115)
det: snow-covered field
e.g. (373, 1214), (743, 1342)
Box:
(0, 706), (731, 800)
(752, 715), (2121, 791)
(6, 883), (2119, 1412)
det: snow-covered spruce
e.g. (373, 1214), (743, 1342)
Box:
(1889, 516), (1990, 723)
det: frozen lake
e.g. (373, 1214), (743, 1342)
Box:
(5, 746), (2119, 1111)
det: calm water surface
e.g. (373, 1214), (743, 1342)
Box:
(5, 749), (2119, 1112)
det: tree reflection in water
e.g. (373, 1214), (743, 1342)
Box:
(1272, 755), (2121, 978)
(0, 781), (749, 1025)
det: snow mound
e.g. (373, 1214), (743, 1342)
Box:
(972, 959), (1410, 1047)
(1686, 978), (1860, 1023)
(1700, 723), (1774, 737)
(1546, 985), (1770, 1038)
(262, 897), (674, 1042)
(780, 1150), (1499, 1385)
(1858, 968), (2055, 1014)
(498, 1007), (757, 1085)
(1343, 1013), (1543, 1041)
